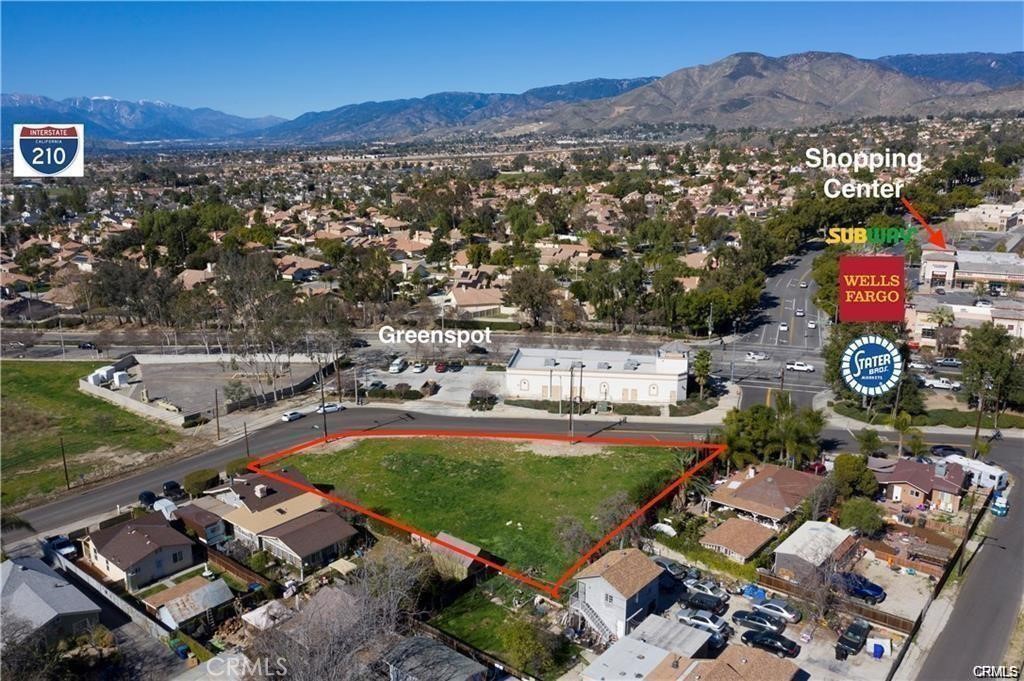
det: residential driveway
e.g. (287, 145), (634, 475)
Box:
(853, 553), (932, 621)
(60, 569), (186, 680)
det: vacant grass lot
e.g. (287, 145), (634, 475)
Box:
(283, 437), (678, 579)
(1, 361), (179, 504)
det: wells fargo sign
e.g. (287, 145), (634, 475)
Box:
(838, 255), (906, 323)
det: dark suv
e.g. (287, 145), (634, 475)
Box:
(684, 591), (727, 616)
(836, 619), (871, 659)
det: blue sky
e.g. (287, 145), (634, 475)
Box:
(2, 2), (1022, 119)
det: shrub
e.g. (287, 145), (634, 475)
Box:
(183, 468), (219, 497)
(224, 457), (253, 476)
(669, 398), (718, 417)
(613, 403), (660, 416)
(247, 551), (268, 573)
(486, 364), (507, 372)
(468, 391), (498, 411)
(839, 497), (885, 536)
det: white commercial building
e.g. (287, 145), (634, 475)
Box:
(505, 341), (690, 405)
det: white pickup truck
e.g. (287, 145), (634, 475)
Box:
(785, 361), (815, 373)
(923, 376), (962, 391)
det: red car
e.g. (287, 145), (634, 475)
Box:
(435, 362), (448, 373)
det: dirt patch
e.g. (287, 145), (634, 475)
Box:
(514, 441), (607, 458)
(924, 392), (963, 410)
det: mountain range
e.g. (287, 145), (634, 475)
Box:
(3, 51), (1022, 145)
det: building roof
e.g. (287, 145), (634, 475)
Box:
(146, 576), (233, 626)
(773, 521), (854, 567)
(87, 513), (193, 571)
(260, 510), (357, 559)
(224, 493), (327, 536)
(241, 599), (294, 631)
(574, 549), (664, 599)
(581, 637), (676, 681)
(699, 518), (777, 560)
(209, 470), (310, 513)
(428, 532), (482, 569)
(189, 495), (236, 519)
(875, 459), (966, 495)
(953, 250), (1024, 278)
(709, 465), (823, 521)
(682, 644), (800, 681)
(508, 342), (688, 376)
(1, 558), (100, 631)
(174, 503), (222, 531)
(628, 614), (712, 658)
(382, 636), (487, 680)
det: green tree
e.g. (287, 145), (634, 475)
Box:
(500, 619), (554, 674)
(832, 454), (879, 499)
(892, 411), (914, 455)
(693, 349), (712, 400)
(772, 393), (826, 468)
(960, 322), (1024, 428)
(183, 469), (219, 497)
(504, 266), (556, 327)
(839, 497), (885, 536)
(856, 429), (883, 457)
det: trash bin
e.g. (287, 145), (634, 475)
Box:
(873, 643), (884, 659)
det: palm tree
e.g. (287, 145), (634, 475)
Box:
(892, 411), (914, 455)
(856, 428), (883, 457)
(693, 349), (712, 400)
(928, 306), (956, 356)
(0, 512), (34, 533)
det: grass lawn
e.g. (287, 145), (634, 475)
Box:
(171, 566), (208, 583)
(281, 437), (679, 580)
(1, 361), (180, 504)
(135, 583), (169, 600)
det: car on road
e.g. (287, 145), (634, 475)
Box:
(653, 556), (701, 582)
(412, 362), (427, 373)
(807, 320), (817, 329)
(138, 490), (158, 508)
(785, 361), (814, 373)
(349, 338), (369, 348)
(467, 345), (488, 355)
(676, 608), (732, 636)
(935, 357), (962, 368)
(684, 578), (729, 601)
(930, 445), (967, 458)
(924, 376), (962, 391)
(683, 591), (728, 616)
(746, 351), (769, 361)
(45, 535), (78, 560)
(162, 480), (185, 500)
(281, 410), (304, 422)
(975, 300), (993, 309)
(799, 281), (809, 288)
(795, 308), (805, 317)
(752, 598), (802, 623)
(388, 358), (407, 374)
(779, 322), (789, 332)
(741, 630), (801, 658)
(835, 619), (871, 659)
(316, 402), (343, 414)
(991, 496), (1009, 517)
(78, 342), (96, 350)
(833, 572), (886, 605)
(908, 360), (932, 371)
(731, 610), (786, 634)
(935, 287), (945, 295)
(434, 362), (449, 373)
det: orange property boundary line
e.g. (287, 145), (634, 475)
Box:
(248, 428), (726, 598)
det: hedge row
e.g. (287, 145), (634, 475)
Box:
(833, 401), (1024, 430)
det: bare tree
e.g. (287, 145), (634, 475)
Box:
(1, 616), (66, 681)
(596, 491), (641, 549)
(555, 516), (596, 558)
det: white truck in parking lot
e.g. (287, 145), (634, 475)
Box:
(923, 376), (961, 391)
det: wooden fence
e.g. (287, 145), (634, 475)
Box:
(412, 620), (537, 680)
(207, 547), (273, 590)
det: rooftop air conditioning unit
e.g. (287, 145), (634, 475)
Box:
(254, 484), (270, 498)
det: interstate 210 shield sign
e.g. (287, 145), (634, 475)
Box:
(13, 124), (84, 177)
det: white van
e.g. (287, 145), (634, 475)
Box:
(388, 357), (407, 374)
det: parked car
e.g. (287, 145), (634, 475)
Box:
(935, 287), (945, 295)
(746, 351), (769, 361)
(795, 308), (805, 317)
(78, 342), (96, 350)
(448, 361), (463, 372)
(833, 572), (886, 605)
(162, 480), (185, 500)
(45, 535), (78, 560)
(676, 608), (732, 636)
(779, 322), (790, 332)
(741, 630), (801, 658)
(799, 281), (809, 288)
(930, 445), (967, 458)
(434, 362), (448, 373)
(653, 556), (701, 582)
(467, 345), (488, 355)
(138, 490), (158, 508)
(349, 338), (369, 348)
(731, 610), (786, 634)
(752, 598), (802, 623)
(935, 357), (962, 368)
(908, 360), (932, 371)
(388, 358), (407, 374)
(368, 380), (386, 391)
(281, 410), (304, 422)
(683, 591), (728, 616)
(991, 496), (1009, 517)
(923, 376), (962, 391)
(835, 619), (871, 659)
(684, 578), (729, 602)
(785, 361), (814, 373)
(412, 362), (427, 373)
(316, 402), (343, 414)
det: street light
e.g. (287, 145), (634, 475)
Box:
(729, 320), (738, 383)
(972, 373), (993, 458)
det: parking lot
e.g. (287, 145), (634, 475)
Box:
(361, 363), (495, 406)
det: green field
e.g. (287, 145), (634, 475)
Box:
(1, 361), (180, 505)
(282, 437), (678, 579)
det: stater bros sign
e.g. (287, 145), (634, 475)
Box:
(838, 255), (906, 323)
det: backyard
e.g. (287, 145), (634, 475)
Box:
(0, 361), (180, 505)
(279, 437), (681, 580)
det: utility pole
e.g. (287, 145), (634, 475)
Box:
(213, 389), (221, 440)
(707, 302), (714, 338)
(244, 422), (251, 458)
(58, 315), (65, 361)
(60, 435), (70, 491)
(972, 374), (993, 458)
(568, 364), (575, 442)
(958, 486), (977, 576)
(319, 361), (328, 441)
(729, 320), (737, 383)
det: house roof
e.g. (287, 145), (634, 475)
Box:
(174, 503), (222, 531)
(627, 614), (711, 658)
(147, 576), (233, 626)
(709, 465), (823, 521)
(260, 510), (357, 559)
(210, 470), (310, 512)
(382, 636), (487, 680)
(574, 549), (664, 599)
(581, 637), (676, 681)
(682, 644), (800, 681)
(1, 558), (100, 631)
(875, 459), (966, 495)
(87, 513), (193, 571)
(223, 492), (326, 536)
(449, 286), (505, 309)
(699, 518), (776, 560)
(773, 521), (854, 567)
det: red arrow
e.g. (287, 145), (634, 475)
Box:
(901, 197), (948, 249)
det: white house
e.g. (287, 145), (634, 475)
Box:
(505, 341), (690, 405)
(943, 454), (1008, 490)
(570, 549), (664, 641)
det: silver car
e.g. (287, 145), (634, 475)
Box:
(684, 578), (729, 602)
(752, 598), (802, 623)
